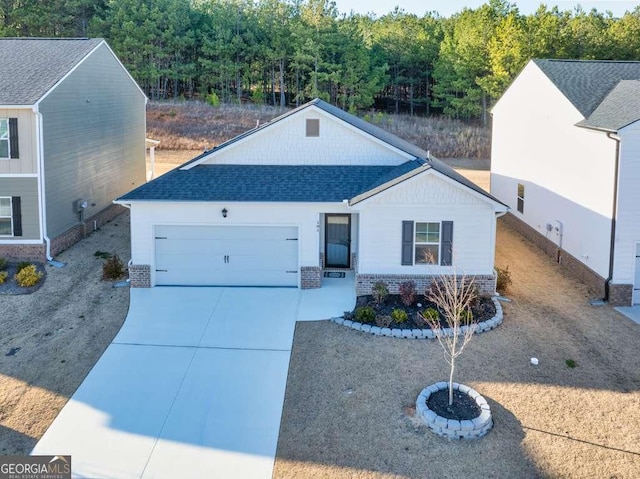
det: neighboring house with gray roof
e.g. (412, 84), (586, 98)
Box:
(0, 38), (146, 261)
(117, 99), (507, 294)
(491, 59), (640, 306)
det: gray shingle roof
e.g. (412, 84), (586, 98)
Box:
(0, 38), (103, 105)
(118, 162), (424, 202)
(178, 99), (502, 205)
(534, 59), (640, 117)
(576, 80), (640, 132)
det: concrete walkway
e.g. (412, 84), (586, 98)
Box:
(32, 279), (355, 478)
(615, 305), (640, 326)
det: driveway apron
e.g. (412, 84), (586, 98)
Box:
(32, 286), (320, 478)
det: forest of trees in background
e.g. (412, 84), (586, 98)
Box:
(1, 0), (639, 123)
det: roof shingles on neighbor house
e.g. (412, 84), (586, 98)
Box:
(533, 59), (640, 131)
(0, 38), (103, 105)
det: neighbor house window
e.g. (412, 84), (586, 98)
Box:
(306, 118), (320, 137)
(415, 222), (440, 264)
(0, 197), (12, 236)
(517, 183), (525, 213)
(0, 119), (9, 158)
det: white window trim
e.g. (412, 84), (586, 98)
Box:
(414, 221), (441, 265)
(0, 118), (9, 160)
(0, 196), (13, 237)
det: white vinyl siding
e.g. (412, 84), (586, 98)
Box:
(0, 197), (12, 236)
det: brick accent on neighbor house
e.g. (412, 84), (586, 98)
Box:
(609, 283), (633, 307)
(0, 243), (46, 262)
(129, 264), (151, 288)
(500, 213), (610, 300)
(301, 266), (321, 289)
(51, 204), (127, 257)
(355, 273), (496, 296)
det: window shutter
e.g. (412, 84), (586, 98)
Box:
(8, 118), (19, 159)
(441, 221), (453, 266)
(401, 221), (414, 265)
(11, 196), (22, 237)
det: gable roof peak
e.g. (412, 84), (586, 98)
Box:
(532, 58), (640, 117)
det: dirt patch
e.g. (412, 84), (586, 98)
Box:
(0, 213), (131, 454)
(273, 220), (640, 479)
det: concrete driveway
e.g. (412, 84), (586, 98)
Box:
(32, 280), (355, 478)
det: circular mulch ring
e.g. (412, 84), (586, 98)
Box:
(415, 382), (493, 440)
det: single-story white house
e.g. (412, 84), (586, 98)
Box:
(491, 59), (640, 306)
(117, 99), (507, 295)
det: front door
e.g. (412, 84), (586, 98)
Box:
(325, 214), (351, 268)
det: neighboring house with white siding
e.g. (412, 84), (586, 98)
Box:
(491, 59), (640, 306)
(117, 99), (507, 294)
(0, 38), (146, 261)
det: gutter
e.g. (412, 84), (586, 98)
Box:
(604, 132), (622, 301)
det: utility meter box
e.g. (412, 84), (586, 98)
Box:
(73, 199), (88, 213)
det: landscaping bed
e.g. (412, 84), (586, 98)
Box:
(0, 261), (46, 295)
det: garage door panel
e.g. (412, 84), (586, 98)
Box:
(155, 226), (298, 287)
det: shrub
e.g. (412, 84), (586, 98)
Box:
(375, 315), (393, 328)
(0, 271), (7, 284)
(460, 309), (474, 323)
(15, 264), (42, 287)
(16, 261), (31, 273)
(354, 306), (376, 323)
(391, 308), (408, 323)
(398, 280), (416, 306)
(102, 254), (125, 280)
(566, 359), (577, 369)
(206, 92), (220, 108)
(0, 257), (7, 271)
(371, 281), (389, 305)
(421, 307), (440, 322)
(496, 266), (512, 294)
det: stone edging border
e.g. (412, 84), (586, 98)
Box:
(416, 382), (493, 440)
(331, 297), (503, 339)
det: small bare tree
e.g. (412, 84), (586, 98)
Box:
(422, 273), (478, 406)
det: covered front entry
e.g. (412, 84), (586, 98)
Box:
(325, 214), (351, 268)
(155, 225), (298, 287)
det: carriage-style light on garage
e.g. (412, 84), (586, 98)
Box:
(221, 208), (228, 218)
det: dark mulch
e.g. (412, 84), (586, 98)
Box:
(349, 294), (496, 330)
(0, 262), (47, 295)
(426, 388), (481, 421)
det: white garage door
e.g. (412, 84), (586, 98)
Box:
(155, 225), (298, 287)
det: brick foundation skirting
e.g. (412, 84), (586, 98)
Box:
(355, 273), (496, 297)
(129, 264), (151, 288)
(500, 213), (610, 300)
(301, 266), (322, 289)
(0, 243), (46, 262)
(50, 204), (127, 257)
(609, 283), (633, 307)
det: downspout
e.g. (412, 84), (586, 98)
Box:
(116, 202), (134, 269)
(34, 108), (53, 262)
(604, 132), (621, 302)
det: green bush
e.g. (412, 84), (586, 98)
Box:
(206, 92), (220, 108)
(371, 281), (389, 305)
(391, 308), (408, 323)
(16, 261), (31, 273)
(421, 307), (440, 322)
(496, 266), (512, 294)
(102, 254), (125, 280)
(0, 257), (7, 271)
(15, 264), (42, 287)
(354, 306), (376, 323)
(0, 271), (7, 284)
(460, 309), (474, 323)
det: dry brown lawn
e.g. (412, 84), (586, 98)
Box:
(273, 221), (640, 479)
